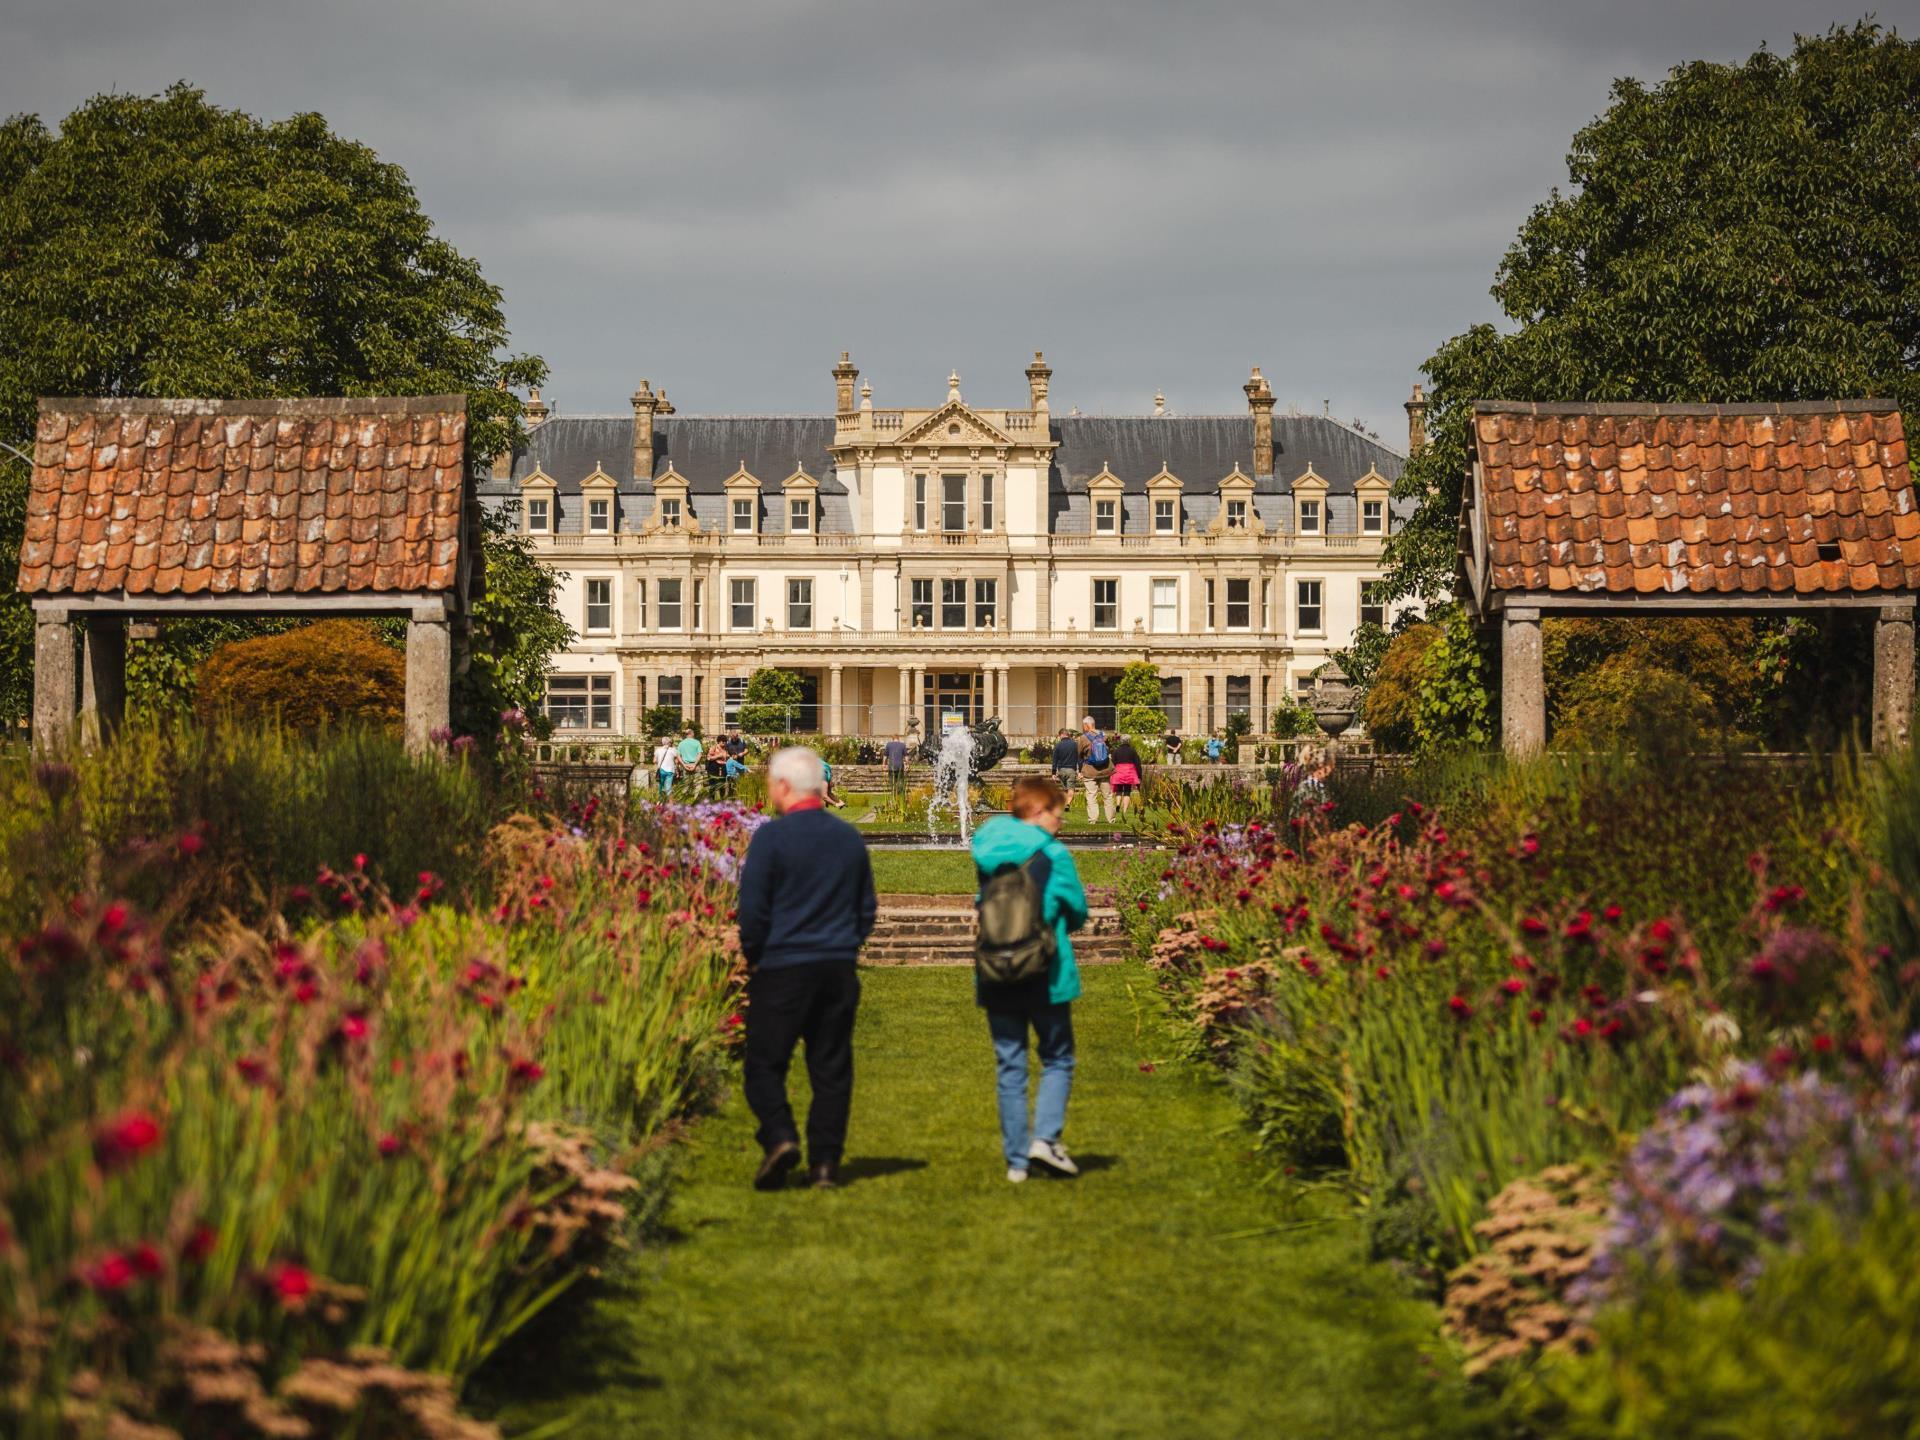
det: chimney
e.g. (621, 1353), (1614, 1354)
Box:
(492, 386), (548, 479)
(1025, 351), (1052, 413)
(525, 387), (550, 428)
(1244, 366), (1275, 476)
(833, 351), (859, 413)
(631, 381), (658, 479)
(1405, 382), (1427, 456)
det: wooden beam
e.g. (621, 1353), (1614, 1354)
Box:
(1489, 591), (1915, 616)
(30, 592), (452, 621)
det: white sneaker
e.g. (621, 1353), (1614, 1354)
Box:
(1028, 1139), (1079, 1176)
(1006, 1166), (1028, 1184)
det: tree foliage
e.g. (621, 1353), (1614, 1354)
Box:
(1414, 608), (1493, 752)
(1383, 23), (1919, 748)
(195, 620), (404, 731)
(1361, 623), (1440, 753)
(737, 667), (805, 733)
(0, 84), (548, 729)
(1114, 660), (1166, 736)
(467, 505), (573, 737)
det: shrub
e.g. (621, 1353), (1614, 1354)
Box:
(195, 620), (404, 731)
(734, 667), (804, 733)
(1115, 660), (1166, 738)
(1362, 623), (1438, 752)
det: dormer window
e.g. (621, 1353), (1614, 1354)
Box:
(587, 497), (611, 534)
(526, 496), (550, 533)
(1154, 498), (1177, 533)
(1225, 499), (1248, 530)
(732, 497), (755, 533)
(658, 496), (682, 528)
(789, 496), (812, 533)
(1362, 499), (1384, 535)
(1095, 498), (1118, 534)
(1299, 498), (1322, 534)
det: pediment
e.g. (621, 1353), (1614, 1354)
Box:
(782, 466), (820, 492)
(1354, 465), (1391, 494)
(519, 465), (556, 492)
(1291, 462), (1329, 495)
(1086, 463), (1125, 495)
(724, 462), (762, 491)
(654, 463), (689, 492)
(894, 400), (1014, 450)
(1146, 464), (1183, 492)
(1218, 464), (1255, 494)
(579, 463), (618, 492)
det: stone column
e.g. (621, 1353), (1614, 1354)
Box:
(982, 666), (997, 720)
(995, 665), (1011, 728)
(404, 607), (453, 751)
(80, 615), (127, 743)
(1873, 603), (1915, 752)
(32, 606), (79, 752)
(1064, 664), (1080, 728)
(897, 665), (913, 736)
(912, 665), (926, 733)
(828, 663), (844, 737)
(1501, 607), (1546, 757)
(859, 558), (875, 630)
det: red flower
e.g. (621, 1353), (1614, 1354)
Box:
(1520, 916), (1549, 937)
(176, 832), (204, 858)
(378, 1133), (403, 1158)
(725, 1013), (745, 1030)
(1572, 1017), (1594, 1037)
(1446, 995), (1473, 1019)
(1518, 833), (1540, 857)
(181, 1225), (217, 1264)
(337, 1013), (370, 1043)
(84, 1252), (138, 1292)
(1526, 1008), (1545, 1026)
(1649, 918), (1676, 944)
(98, 901), (129, 935)
(1811, 1033), (1834, 1053)
(509, 1056), (545, 1085)
(267, 1262), (313, 1306)
(353, 853), (368, 871)
(1502, 978), (1526, 996)
(94, 1110), (163, 1171)
(128, 1242), (165, 1278)
(1138, 1062), (1156, 1073)
(236, 1054), (271, 1086)
(1763, 884), (1807, 914)
(1137, 899), (1150, 911)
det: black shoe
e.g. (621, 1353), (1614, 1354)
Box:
(809, 1161), (839, 1190)
(754, 1140), (801, 1191)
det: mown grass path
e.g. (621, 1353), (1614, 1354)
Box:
(486, 966), (1487, 1439)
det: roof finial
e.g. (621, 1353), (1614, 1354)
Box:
(1153, 390), (1166, 416)
(948, 370), (962, 402)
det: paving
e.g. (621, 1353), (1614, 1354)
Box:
(861, 890), (1131, 966)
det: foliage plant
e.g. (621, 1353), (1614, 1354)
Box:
(736, 667), (805, 733)
(1114, 660), (1167, 741)
(0, 761), (752, 1436)
(194, 620), (405, 731)
(1413, 608), (1492, 752)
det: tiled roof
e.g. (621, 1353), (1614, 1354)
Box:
(17, 396), (468, 598)
(1471, 401), (1918, 596)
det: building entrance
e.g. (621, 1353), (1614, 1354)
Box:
(923, 671), (981, 731)
(1084, 673), (1118, 731)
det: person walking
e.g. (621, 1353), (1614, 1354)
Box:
(1108, 733), (1143, 818)
(884, 733), (910, 794)
(1206, 731), (1224, 765)
(971, 775), (1088, 1183)
(1075, 716), (1116, 825)
(652, 733), (679, 798)
(1049, 728), (1079, 806)
(735, 747), (877, 1191)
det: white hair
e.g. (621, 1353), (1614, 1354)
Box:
(1081, 715), (1096, 729)
(768, 745), (827, 795)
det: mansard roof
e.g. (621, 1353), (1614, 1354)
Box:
(496, 415), (845, 496)
(489, 410), (1401, 500)
(1049, 414), (1399, 494)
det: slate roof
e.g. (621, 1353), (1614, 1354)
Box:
(17, 396), (468, 598)
(505, 415), (845, 494)
(1470, 400), (1919, 596)
(496, 411), (1399, 498)
(1051, 414), (1400, 493)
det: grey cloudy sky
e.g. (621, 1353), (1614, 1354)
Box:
(2, 0), (1902, 440)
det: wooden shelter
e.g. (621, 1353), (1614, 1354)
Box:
(1458, 400), (1917, 754)
(16, 395), (475, 749)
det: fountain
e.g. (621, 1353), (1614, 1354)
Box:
(925, 722), (978, 842)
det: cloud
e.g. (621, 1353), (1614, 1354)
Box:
(0, 0), (1866, 435)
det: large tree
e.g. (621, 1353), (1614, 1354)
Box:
(0, 84), (550, 730)
(1385, 23), (1919, 747)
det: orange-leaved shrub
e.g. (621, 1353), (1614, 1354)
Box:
(195, 620), (404, 730)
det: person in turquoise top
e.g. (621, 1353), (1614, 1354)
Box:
(675, 727), (704, 775)
(970, 774), (1089, 1183)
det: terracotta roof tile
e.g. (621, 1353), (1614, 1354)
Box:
(17, 396), (467, 598)
(1469, 402), (1915, 597)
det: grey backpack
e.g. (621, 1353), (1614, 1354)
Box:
(975, 854), (1056, 985)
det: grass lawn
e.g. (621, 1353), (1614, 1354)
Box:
(867, 846), (1137, 895)
(479, 966), (1490, 1439)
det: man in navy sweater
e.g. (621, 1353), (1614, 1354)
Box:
(736, 746), (877, 1190)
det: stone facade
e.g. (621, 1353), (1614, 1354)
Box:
(479, 356), (1413, 740)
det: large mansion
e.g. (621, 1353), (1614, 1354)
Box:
(480, 355), (1420, 739)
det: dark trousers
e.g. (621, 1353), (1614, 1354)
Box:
(743, 961), (861, 1164)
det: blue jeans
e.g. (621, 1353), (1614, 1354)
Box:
(657, 769), (674, 797)
(988, 1003), (1074, 1169)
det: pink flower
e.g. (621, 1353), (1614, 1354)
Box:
(98, 902), (129, 935)
(266, 1262), (313, 1306)
(337, 1013), (370, 1043)
(1446, 995), (1472, 1019)
(176, 832), (204, 858)
(128, 1242), (165, 1278)
(84, 1252), (137, 1292)
(378, 1133), (403, 1158)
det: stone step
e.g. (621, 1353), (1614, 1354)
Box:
(863, 891), (1132, 966)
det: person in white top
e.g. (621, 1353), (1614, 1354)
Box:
(653, 737), (679, 798)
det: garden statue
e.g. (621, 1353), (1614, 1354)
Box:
(915, 715), (1008, 778)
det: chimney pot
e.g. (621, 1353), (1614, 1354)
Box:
(1025, 350), (1053, 412)
(833, 352), (860, 412)
(1405, 381), (1429, 457)
(1244, 365), (1276, 475)
(631, 381), (659, 480)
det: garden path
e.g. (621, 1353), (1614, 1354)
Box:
(484, 966), (1487, 1439)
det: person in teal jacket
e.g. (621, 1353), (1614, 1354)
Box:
(970, 774), (1089, 1183)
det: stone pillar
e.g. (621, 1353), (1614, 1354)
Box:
(828, 663), (844, 736)
(912, 665), (926, 733)
(1501, 607), (1546, 757)
(32, 607), (79, 752)
(897, 666), (912, 736)
(1064, 664), (1080, 728)
(995, 665), (1011, 727)
(982, 666), (997, 720)
(80, 616), (128, 743)
(405, 610), (452, 750)
(1873, 604), (1915, 752)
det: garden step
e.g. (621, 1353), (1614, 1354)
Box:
(863, 893), (1131, 967)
